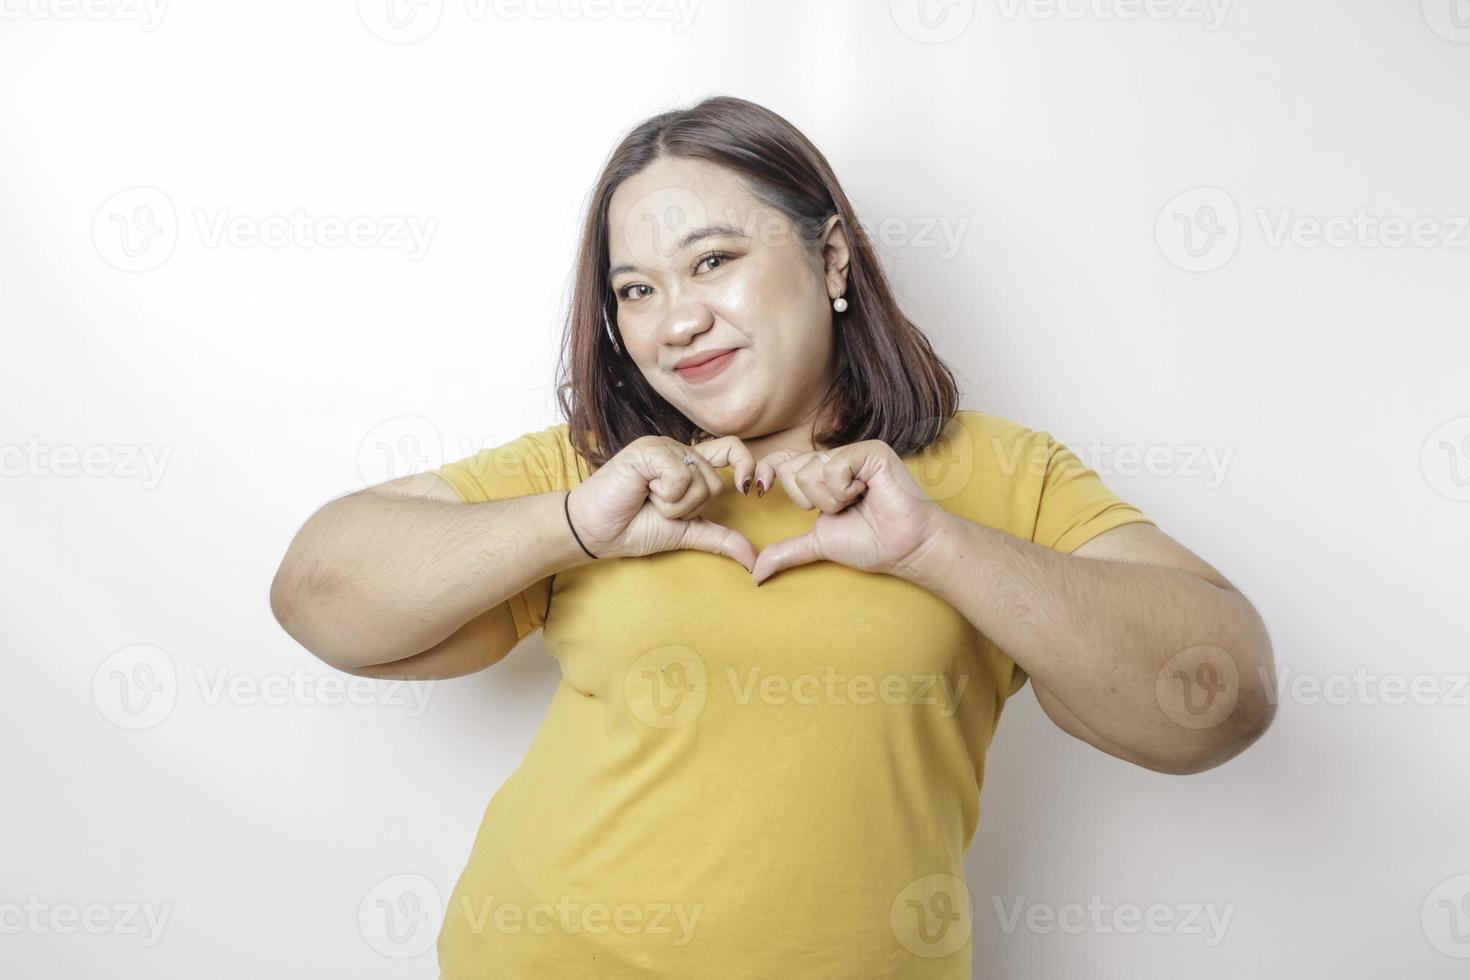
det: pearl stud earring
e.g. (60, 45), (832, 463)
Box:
(833, 295), (848, 313)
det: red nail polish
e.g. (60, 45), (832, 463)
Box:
(757, 480), (767, 497)
(740, 476), (752, 495)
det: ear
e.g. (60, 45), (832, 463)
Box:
(818, 213), (852, 300)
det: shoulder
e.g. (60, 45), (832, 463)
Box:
(434, 420), (590, 501)
(907, 409), (1050, 513)
(524, 421), (589, 487)
(539, 421), (598, 486)
(937, 409), (1054, 483)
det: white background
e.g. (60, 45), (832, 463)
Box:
(3, 1), (1468, 976)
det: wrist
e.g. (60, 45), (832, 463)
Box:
(563, 489), (600, 562)
(892, 506), (964, 594)
(560, 487), (603, 568)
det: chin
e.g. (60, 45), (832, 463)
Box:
(688, 403), (759, 439)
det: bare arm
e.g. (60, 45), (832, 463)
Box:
(900, 518), (1276, 775)
(269, 471), (592, 675)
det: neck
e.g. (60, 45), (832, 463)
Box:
(739, 411), (821, 460)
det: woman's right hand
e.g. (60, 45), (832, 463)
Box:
(564, 435), (758, 572)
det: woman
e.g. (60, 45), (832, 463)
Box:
(270, 95), (1276, 978)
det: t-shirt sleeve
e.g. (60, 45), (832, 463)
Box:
(1031, 434), (1157, 555)
(432, 423), (577, 642)
(1010, 429), (1158, 697)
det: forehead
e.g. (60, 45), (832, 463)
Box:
(606, 157), (768, 269)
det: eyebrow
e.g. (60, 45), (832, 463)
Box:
(607, 223), (748, 279)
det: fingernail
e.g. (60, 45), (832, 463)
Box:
(757, 480), (767, 497)
(740, 476), (752, 495)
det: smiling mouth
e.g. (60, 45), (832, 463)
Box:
(675, 348), (739, 382)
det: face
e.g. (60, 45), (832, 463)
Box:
(605, 156), (850, 451)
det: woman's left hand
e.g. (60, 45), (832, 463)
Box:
(749, 440), (951, 585)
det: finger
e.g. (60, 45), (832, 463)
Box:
(753, 448), (802, 498)
(771, 453), (818, 509)
(683, 442), (723, 507)
(691, 436), (757, 496)
(644, 442), (696, 502)
(678, 517), (758, 573)
(751, 531), (824, 585)
(684, 446), (724, 514)
(648, 443), (712, 518)
(796, 453), (843, 513)
(803, 452), (866, 513)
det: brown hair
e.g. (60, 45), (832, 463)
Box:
(554, 94), (960, 470)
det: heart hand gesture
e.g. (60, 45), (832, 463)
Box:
(748, 440), (948, 586)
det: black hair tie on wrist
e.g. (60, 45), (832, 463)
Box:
(564, 490), (597, 559)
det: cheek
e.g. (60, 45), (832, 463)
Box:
(754, 263), (828, 351)
(619, 319), (661, 367)
(724, 256), (821, 331)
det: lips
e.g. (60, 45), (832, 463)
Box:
(675, 348), (739, 382)
(675, 348), (735, 370)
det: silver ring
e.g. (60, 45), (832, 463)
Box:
(682, 454), (695, 466)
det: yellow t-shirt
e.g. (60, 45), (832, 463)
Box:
(432, 409), (1154, 979)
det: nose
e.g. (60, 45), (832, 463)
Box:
(661, 291), (716, 347)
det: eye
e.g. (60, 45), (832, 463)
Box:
(694, 250), (732, 274)
(614, 251), (734, 302)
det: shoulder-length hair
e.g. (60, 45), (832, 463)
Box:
(555, 94), (960, 470)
